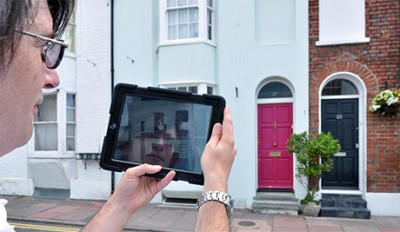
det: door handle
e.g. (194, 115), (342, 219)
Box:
(273, 142), (277, 147)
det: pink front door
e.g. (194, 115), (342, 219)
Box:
(258, 103), (293, 189)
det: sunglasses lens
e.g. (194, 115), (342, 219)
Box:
(45, 44), (62, 69)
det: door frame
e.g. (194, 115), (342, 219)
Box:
(256, 78), (295, 191)
(319, 72), (367, 195)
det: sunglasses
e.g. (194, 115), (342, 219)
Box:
(16, 30), (69, 69)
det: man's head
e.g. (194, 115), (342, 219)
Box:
(143, 136), (179, 167)
(0, 0), (75, 156)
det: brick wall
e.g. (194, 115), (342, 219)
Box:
(309, 0), (400, 193)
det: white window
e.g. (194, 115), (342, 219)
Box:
(34, 94), (58, 151)
(162, 83), (215, 94)
(168, 85), (198, 93)
(160, 0), (214, 44)
(317, 0), (370, 46)
(64, 11), (76, 53)
(66, 94), (76, 151)
(167, 0), (199, 40)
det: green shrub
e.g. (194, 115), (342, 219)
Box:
(286, 131), (341, 204)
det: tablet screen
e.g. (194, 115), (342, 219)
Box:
(112, 94), (212, 174)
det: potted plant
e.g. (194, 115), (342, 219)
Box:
(286, 131), (341, 216)
(369, 88), (400, 117)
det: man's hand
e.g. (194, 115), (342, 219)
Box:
(111, 164), (176, 215)
(201, 106), (237, 192)
(196, 106), (237, 232)
(83, 164), (175, 232)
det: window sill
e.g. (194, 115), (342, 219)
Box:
(29, 152), (76, 159)
(316, 37), (370, 46)
(157, 39), (216, 51)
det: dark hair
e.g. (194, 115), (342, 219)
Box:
(0, 0), (75, 71)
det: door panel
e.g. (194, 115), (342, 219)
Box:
(322, 99), (359, 189)
(258, 103), (293, 189)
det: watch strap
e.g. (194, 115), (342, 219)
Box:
(196, 190), (233, 217)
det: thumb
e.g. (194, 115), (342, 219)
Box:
(207, 123), (222, 147)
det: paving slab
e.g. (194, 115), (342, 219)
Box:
(273, 215), (307, 229)
(306, 217), (342, 226)
(307, 225), (343, 232)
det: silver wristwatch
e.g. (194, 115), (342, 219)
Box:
(196, 191), (233, 217)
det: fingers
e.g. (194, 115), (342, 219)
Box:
(157, 171), (176, 191)
(207, 123), (223, 147)
(221, 106), (234, 143)
(126, 164), (162, 178)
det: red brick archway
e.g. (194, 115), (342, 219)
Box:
(309, 60), (399, 193)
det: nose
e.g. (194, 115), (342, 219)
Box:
(43, 68), (60, 89)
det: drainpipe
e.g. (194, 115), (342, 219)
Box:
(110, 0), (115, 194)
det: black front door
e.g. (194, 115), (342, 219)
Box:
(321, 99), (359, 189)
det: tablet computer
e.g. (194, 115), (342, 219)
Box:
(100, 83), (225, 185)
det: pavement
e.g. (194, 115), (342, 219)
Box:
(1, 195), (400, 232)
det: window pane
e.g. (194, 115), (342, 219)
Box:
(207, 9), (212, 40)
(207, 86), (213, 94)
(67, 94), (75, 107)
(67, 123), (75, 137)
(35, 94), (57, 122)
(168, 10), (177, 24)
(167, 0), (176, 7)
(189, 8), (198, 22)
(67, 138), (75, 151)
(322, 79), (358, 96)
(65, 25), (75, 53)
(35, 123), (57, 150)
(178, 24), (188, 39)
(188, 86), (198, 93)
(178, 9), (187, 23)
(178, 0), (187, 6)
(168, 26), (177, 39)
(258, 82), (292, 99)
(189, 0), (198, 5)
(189, 23), (198, 38)
(178, 87), (187, 91)
(67, 108), (75, 122)
(207, 0), (213, 7)
(65, 11), (75, 53)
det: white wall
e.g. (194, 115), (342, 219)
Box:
(217, 0), (309, 207)
(71, 0), (113, 199)
(366, 193), (400, 216)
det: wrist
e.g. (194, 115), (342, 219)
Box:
(203, 177), (228, 193)
(83, 199), (129, 232)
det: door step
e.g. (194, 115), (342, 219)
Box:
(320, 194), (371, 219)
(252, 192), (299, 216)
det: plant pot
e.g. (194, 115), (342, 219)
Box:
(300, 203), (321, 217)
(382, 104), (399, 116)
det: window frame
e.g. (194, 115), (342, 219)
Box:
(160, 82), (215, 95)
(159, 0), (215, 46)
(64, 10), (76, 54)
(33, 93), (58, 151)
(316, 0), (370, 46)
(66, 93), (76, 152)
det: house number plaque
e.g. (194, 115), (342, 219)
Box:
(269, 152), (281, 157)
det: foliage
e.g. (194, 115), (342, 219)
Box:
(369, 89), (400, 117)
(286, 131), (341, 204)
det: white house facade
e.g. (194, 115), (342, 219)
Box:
(0, 0), (113, 200)
(112, 0), (309, 208)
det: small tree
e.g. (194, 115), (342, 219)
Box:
(286, 131), (341, 204)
